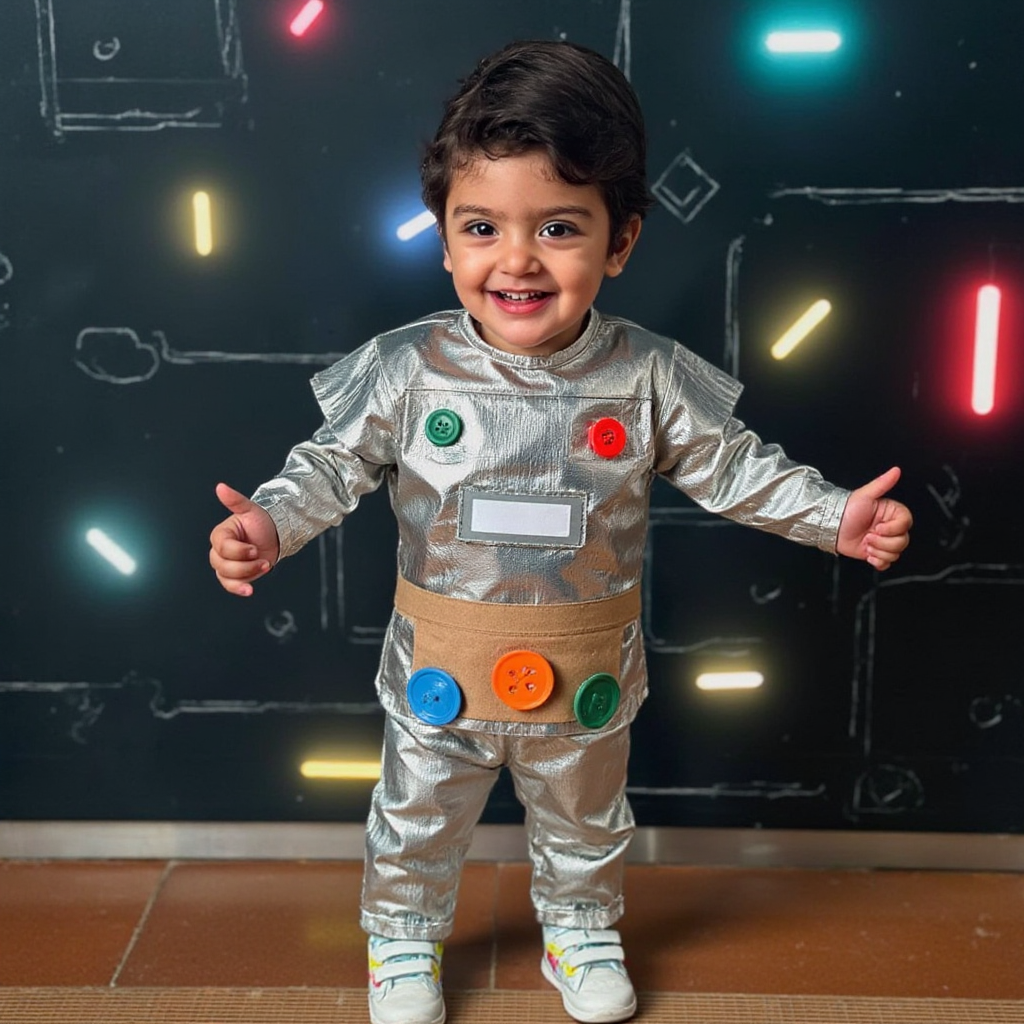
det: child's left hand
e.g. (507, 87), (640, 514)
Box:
(836, 466), (913, 571)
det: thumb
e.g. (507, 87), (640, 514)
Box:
(857, 466), (901, 500)
(215, 481), (256, 516)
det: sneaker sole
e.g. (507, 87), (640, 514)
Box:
(368, 992), (445, 1024)
(540, 956), (637, 1023)
(370, 999), (446, 1024)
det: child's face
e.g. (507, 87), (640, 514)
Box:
(442, 151), (640, 357)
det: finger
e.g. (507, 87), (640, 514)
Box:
(858, 466), (902, 501)
(217, 574), (255, 597)
(215, 481), (256, 516)
(210, 549), (271, 578)
(866, 549), (899, 570)
(871, 514), (912, 536)
(866, 534), (908, 556)
(210, 531), (260, 562)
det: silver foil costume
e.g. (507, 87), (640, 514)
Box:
(252, 307), (850, 939)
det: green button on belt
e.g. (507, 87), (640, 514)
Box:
(573, 673), (621, 729)
(424, 408), (462, 446)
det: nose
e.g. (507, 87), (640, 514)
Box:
(496, 233), (540, 276)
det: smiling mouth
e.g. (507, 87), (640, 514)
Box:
(493, 290), (550, 302)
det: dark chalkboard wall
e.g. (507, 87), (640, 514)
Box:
(2, 0), (1022, 831)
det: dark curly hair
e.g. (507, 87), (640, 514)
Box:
(421, 40), (654, 249)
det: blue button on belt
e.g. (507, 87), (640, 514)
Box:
(407, 667), (463, 725)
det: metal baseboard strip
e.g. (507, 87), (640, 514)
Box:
(0, 989), (1022, 1024)
(1, 822), (1023, 871)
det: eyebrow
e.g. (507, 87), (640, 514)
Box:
(449, 204), (595, 220)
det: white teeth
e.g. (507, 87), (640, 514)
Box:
(498, 291), (545, 301)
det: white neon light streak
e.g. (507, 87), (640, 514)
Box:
(86, 528), (137, 575)
(771, 299), (832, 360)
(290, 0), (325, 37)
(192, 190), (213, 256)
(396, 210), (437, 241)
(300, 759), (381, 780)
(696, 672), (765, 691)
(766, 30), (842, 53)
(972, 284), (1001, 415)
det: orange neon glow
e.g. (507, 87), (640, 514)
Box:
(972, 285), (1001, 415)
(290, 0), (325, 37)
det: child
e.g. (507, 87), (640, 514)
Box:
(209, 39), (912, 1024)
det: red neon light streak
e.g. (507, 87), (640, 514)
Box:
(289, 0), (325, 37)
(972, 285), (1001, 415)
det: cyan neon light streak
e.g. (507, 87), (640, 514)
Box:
(766, 30), (841, 53)
(397, 210), (437, 241)
(86, 528), (137, 575)
(696, 672), (765, 691)
(301, 760), (381, 780)
(192, 191), (212, 256)
(972, 285), (1001, 415)
(290, 0), (325, 37)
(771, 299), (832, 360)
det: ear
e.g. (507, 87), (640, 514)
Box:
(604, 215), (642, 278)
(439, 225), (453, 273)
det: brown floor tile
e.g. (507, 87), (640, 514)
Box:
(619, 865), (1024, 999)
(118, 860), (501, 991)
(443, 862), (500, 990)
(0, 860), (166, 986)
(492, 863), (549, 990)
(116, 861), (367, 987)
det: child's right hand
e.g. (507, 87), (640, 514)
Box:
(208, 482), (281, 596)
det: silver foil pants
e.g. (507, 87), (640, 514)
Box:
(360, 713), (635, 940)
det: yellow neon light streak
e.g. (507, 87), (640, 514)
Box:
(192, 190), (213, 256)
(300, 760), (381, 780)
(771, 299), (832, 360)
(85, 528), (137, 575)
(972, 285), (1000, 416)
(696, 672), (764, 691)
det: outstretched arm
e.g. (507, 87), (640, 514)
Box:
(208, 482), (281, 596)
(835, 466), (913, 570)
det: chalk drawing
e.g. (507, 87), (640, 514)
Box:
(849, 564), (1024, 752)
(771, 186), (1024, 206)
(74, 327), (346, 384)
(35, 0), (247, 138)
(612, 0), (632, 81)
(651, 151), (720, 225)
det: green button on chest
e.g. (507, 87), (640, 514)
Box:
(424, 408), (462, 447)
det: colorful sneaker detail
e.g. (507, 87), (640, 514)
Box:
(541, 926), (637, 1023)
(367, 935), (445, 1024)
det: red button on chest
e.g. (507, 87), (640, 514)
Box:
(587, 417), (627, 458)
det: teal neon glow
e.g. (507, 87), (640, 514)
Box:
(86, 528), (137, 575)
(766, 30), (841, 53)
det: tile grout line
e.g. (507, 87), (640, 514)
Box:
(108, 859), (177, 988)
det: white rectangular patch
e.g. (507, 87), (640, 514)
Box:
(471, 498), (572, 538)
(458, 489), (585, 547)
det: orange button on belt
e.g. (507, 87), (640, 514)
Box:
(588, 417), (627, 458)
(491, 650), (555, 711)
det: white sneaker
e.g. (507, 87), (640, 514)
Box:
(367, 935), (446, 1024)
(541, 926), (637, 1023)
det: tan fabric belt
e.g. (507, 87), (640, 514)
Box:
(394, 576), (641, 724)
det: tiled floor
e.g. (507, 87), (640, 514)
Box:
(2, 858), (1024, 1021)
